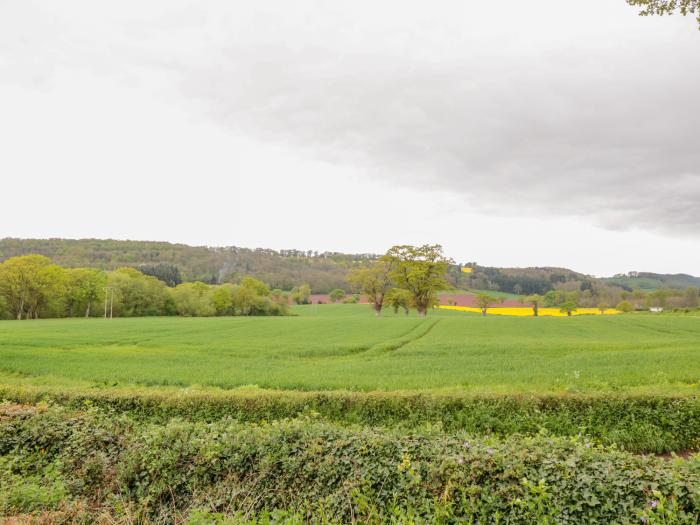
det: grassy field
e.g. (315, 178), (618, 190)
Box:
(3, 305), (700, 522)
(0, 304), (699, 393)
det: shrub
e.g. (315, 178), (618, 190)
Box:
(1, 405), (700, 523)
(3, 386), (700, 453)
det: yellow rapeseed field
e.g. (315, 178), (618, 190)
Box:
(439, 305), (622, 316)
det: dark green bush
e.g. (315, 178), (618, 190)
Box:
(3, 384), (700, 453)
(2, 404), (700, 523)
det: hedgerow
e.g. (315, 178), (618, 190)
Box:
(1, 403), (700, 523)
(2, 384), (700, 453)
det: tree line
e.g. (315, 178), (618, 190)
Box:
(0, 255), (301, 320)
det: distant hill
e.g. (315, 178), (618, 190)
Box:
(0, 238), (375, 293)
(602, 272), (700, 291)
(1, 238), (697, 295)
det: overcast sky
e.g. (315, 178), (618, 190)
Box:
(1, 1), (698, 276)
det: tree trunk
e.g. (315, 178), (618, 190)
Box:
(17, 296), (24, 320)
(534, 304), (539, 317)
(374, 302), (382, 317)
(482, 309), (487, 316)
(85, 301), (91, 318)
(567, 311), (572, 317)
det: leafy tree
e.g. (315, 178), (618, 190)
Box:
(0, 295), (9, 320)
(347, 260), (395, 316)
(543, 290), (564, 307)
(290, 284), (312, 305)
(329, 288), (346, 303)
(171, 282), (216, 317)
(684, 287), (699, 308)
(212, 284), (236, 315)
(559, 301), (578, 317)
(385, 245), (451, 316)
(107, 268), (172, 317)
(137, 263), (182, 287)
(598, 302), (609, 314)
(270, 289), (286, 302)
(525, 294), (542, 317)
(240, 276), (270, 297)
(386, 288), (412, 314)
(475, 294), (502, 316)
(626, 0), (699, 29)
(0, 255), (64, 319)
(64, 268), (107, 317)
(616, 300), (633, 313)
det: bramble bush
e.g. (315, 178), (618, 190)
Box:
(2, 403), (700, 523)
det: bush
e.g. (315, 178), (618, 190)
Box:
(1, 405), (700, 523)
(3, 386), (700, 453)
(616, 300), (633, 313)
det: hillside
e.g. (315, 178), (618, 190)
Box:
(602, 272), (700, 291)
(0, 238), (374, 293)
(2, 238), (698, 296)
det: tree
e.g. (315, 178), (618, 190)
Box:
(137, 263), (182, 287)
(64, 268), (107, 317)
(329, 288), (346, 303)
(0, 255), (64, 320)
(559, 301), (577, 317)
(171, 282), (216, 317)
(475, 294), (502, 316)
(107, 268), (172, 317)
(683, 287), (699, 308)
(598, 302), (609, 314)
(0, 295), (9, 320)
(626, 0), (700, 29)
(347, 260), (395, 316)
(212, 284), (236, 315)
(616, 300), (633, 313)
(386, 288), (411, 314)
(543, 290), (564, 307)
(240, 276), (270, 297)
(290, 284), (311, 305)
(385, 245), (451, 316)
(525, 294), (542, 317)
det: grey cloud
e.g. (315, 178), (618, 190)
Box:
(176, 37), (700, 235)
(3, 1), (698, 236)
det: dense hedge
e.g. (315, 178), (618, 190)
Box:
(1, 403), (699, 523)
(2, 383), (700, 454)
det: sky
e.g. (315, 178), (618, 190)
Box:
(0, 1), (698, 276)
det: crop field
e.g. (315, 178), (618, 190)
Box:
(3, 305), (700, 523)
(0, 304), (698, 393)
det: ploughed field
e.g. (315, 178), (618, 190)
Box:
(1, 305), (699, 393)
(3, 305), (700, 523)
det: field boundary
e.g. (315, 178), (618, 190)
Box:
(2, 382), (700, 453)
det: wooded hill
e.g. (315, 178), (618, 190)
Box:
(1, 238), (697, 295)
(602, 272), (700, 291)
(0, 238), (374, 293)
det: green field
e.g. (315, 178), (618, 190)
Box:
(1, 304), (699, 393)
(3, 305), (700, 522)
